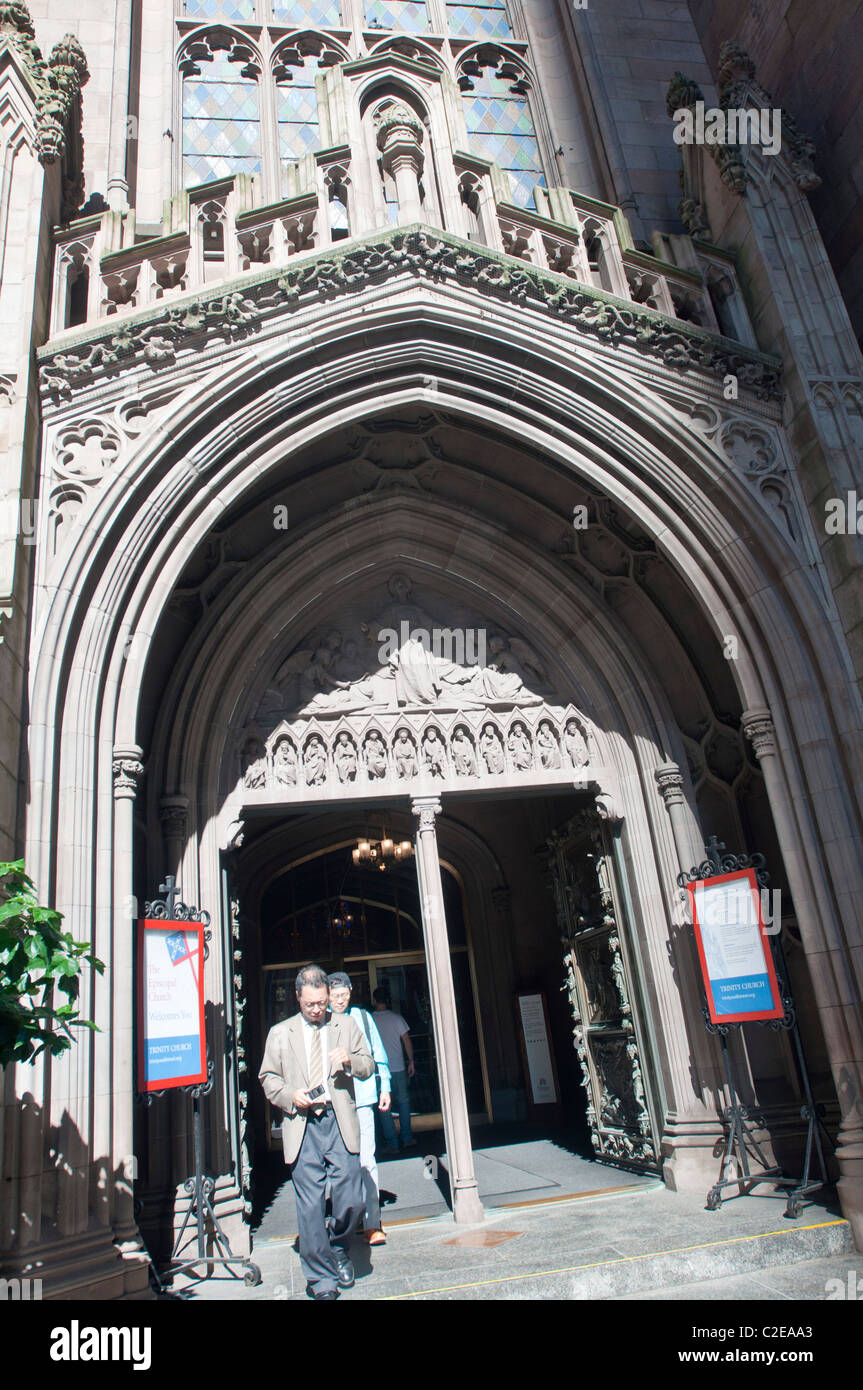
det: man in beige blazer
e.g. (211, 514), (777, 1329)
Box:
(259, 963), (374, 1300)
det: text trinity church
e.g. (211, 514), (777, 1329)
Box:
(1, 0), (862, 1297)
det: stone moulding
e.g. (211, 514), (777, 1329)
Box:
(38, 224), (782, 403)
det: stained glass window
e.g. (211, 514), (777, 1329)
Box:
(273, 0), (343, 24)
(446, 0), (512, 41)
(181, 0), (256, 20)
(183, 51), (262, 186)
(365, 0), (429, 34)
(463, 66), (545, 208)
(276, 54), (322, 162)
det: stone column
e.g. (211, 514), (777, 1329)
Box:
(376, 104), (425, 227)
(653, 762), (728, 1190)
(411, 797), (484, 1224)
(111, 745), (150, 1290)
(742, 709), (863, 1248)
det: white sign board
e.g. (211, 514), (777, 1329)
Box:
(518, 993), (557, 1105)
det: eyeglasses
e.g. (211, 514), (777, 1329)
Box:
(329, 990), (351, 1003)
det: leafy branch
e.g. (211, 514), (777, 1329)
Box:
(0, 860), (104, 1067)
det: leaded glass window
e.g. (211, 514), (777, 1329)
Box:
(276, 54), (322, 162)
(183, 51), (262, 185)
(447, 0), (512, 41)
(463, 66), (544, 209)
(365, 0), (429, 34)
(181, 0), (256, 20)
(273, 0), (343, 24)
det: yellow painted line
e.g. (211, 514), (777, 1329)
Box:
(494, 1182), (654, 1210)
(377, 1218), (849, 1299)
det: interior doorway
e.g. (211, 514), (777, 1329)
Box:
(255, 841), (491, 1150)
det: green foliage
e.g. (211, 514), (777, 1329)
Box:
(0, 860), (104, 1067)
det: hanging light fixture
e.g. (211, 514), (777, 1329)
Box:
(353, 822), (413, 870)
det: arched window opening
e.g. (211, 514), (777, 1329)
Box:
(459, 56), (545, 209)
(458, 171), (483, 241)
(328, 182), (351, 240)
(181, 37), (262, 187)
(275, 50), (323, 167)
(583, 222), (612, 292)
(67, 266), (90, 328)
(365, 0), (429, 35)
(198, 200), (229, 280)
(447, 0), (512, 41)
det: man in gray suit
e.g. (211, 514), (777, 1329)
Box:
(259, 963), (374, 1299)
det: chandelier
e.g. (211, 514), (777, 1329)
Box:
(352, 831), (413, 870)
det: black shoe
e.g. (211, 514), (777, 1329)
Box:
(307, 1283), (339, 1300)
(335, 1256), (355, 1289)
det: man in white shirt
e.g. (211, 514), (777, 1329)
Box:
(372, 986), (417, 1151)
(259, 963), (373, 1299)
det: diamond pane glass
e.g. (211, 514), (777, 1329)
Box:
(365, 0), (429, 33)
(182, 0), (255, 20)
(273, 0), (342, 24)
(182, 52), (261, 187)
(276, 54), (322, 162)
(446, 3), (512, 40)
(463, 66), (544, 208)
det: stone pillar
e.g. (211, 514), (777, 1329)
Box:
(653, 762), (728, 1190)
(111, 746), (151, 1290)
(411, 796), (484, 1224)
(742, 709), (863, 1249)
(376, 104), (425, 227)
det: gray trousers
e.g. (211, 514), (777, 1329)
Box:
(290, 1109), (364, 1293)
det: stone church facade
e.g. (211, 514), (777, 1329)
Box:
(1, 0), (862, 1297)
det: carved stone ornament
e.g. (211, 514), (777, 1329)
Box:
(233, 583), (601, 808)
(654, 761), (685, 808)
(0, 3), (89, 167)
(741, 707), (776, 760)
(412, 797), (441, 831)
(668, 42), (820, 198)
(39, 228), (782, 403)
(113, 748), (144, 798)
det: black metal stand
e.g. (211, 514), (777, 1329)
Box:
(678, 837), (833, 1218)
(138, 877), (261, 1290)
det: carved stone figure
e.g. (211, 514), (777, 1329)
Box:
(393, 728), (418, 779)
(451, 727), (476, 776)
(333, 732), (358, 782)
(244, 755), (267, 789)
(537, 721), (562, 769)
(364, 731), (388, 779)
(422, 727), (447, 777)
(480, 723), (504, 773)
(272, 738), (298, 786)
(303, 736), (327, 785)
(564, 718), (589, 768)
(507, 721), (532, 769)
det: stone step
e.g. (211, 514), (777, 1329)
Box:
(398, 1213), (855, 1300)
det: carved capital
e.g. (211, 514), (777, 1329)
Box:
(411, 796), (441, 831)
(159, 795), (188, 835)
(491, 885), (512, 919)
(654, 761), (685, 809)
(113, 745), (144, 799)
(742, 707), (776, 760)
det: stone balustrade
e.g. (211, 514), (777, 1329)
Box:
(50, 159), (754, 347)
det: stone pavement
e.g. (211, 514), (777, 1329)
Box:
(173, 1157), (858, 1302)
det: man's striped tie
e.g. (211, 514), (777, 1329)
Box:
(309, 1023), (325, 1106)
